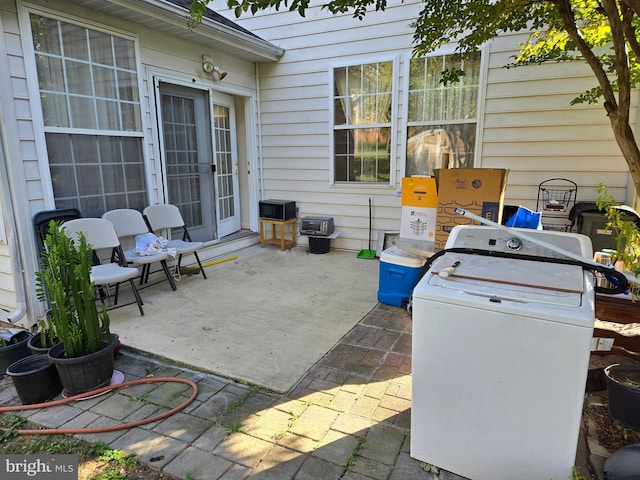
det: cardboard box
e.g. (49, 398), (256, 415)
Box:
(400, 177), (438, 244)
(433, 168), (509, 250)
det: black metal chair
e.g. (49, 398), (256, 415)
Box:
(33, 208), (83, 256)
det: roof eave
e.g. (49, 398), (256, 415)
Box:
(106, 0), (284, 62)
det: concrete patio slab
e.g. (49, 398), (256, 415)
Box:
(107, 244), (379, 393)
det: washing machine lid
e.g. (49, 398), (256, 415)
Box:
(425, 253), (586, 307)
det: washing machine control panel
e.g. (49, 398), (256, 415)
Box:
(446, 225), (592, 259)
(505, 237), (523, 251)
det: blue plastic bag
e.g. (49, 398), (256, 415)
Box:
(504, 206), (543, 229)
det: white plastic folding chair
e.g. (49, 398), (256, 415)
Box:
(63, 218), (145, 315)
(143, 204), (207, 279)
(102, 209), (177, 291)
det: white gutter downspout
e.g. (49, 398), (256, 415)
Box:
(0, 118), (27, 324)
(255, 62), (264, 200)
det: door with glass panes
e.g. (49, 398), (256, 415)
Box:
(157, 83), (241, 242)
(212, 92), (241, 237)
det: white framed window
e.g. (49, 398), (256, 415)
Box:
(406, 52), (481, 176)
(28, 12), (146, 217)
(332, 60), (395, 184)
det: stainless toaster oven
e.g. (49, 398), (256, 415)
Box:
(300, 217), (334, 236)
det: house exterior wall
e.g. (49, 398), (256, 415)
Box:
(211, 0), (636, 251)
(0, 2), (32, 322)
(0, 0), (637, 320)
(0, 0), (262, 324)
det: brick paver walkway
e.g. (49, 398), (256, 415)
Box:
(0, 302), (600, 479)
(1, 304), (448, 480)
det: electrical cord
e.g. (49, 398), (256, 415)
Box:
(0, 376), (198, 435)
(417, 247), (629, 295)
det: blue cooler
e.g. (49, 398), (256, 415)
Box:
(378, 245), (426, 307)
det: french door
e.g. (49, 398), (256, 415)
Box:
(212, 93), (241, 237)
(156, 82), (240, 241)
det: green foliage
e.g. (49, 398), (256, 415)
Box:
(596, 184), (640, 283)
(225, 421), (243, 434)
(35, 221), (110, 358)
(0, 414), (26, 443)
(226, 387), (257, 413)
(37, 314), (57, 349)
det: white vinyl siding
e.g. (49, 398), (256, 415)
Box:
(0, 245), (17, 313)
(212, 0), (636, 250)
(482, 32), (632, 208)
(1, 2), (32, 320)
(211, 0), (422, 251)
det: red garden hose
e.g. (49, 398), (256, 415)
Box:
(0, 377), (198, 435)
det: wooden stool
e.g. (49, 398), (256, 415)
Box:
(259, 218), (297, 251)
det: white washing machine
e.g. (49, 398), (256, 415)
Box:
(411, 225), (595, 480)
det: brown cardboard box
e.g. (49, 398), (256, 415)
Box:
(433, 168), (509, 250)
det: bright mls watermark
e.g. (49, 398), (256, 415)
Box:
(0, 455), (77, 479)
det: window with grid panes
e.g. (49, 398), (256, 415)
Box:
(333, 61), (393, 184)
(30, 13), (145, 217)
(406, 52), (480, 176)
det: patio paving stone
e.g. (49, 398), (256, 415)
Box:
(109, 427), (189, 469)
(152, 410), (212, 442)
(86, 391), (147, 420)
(244, 407), (292, 440)
(248, 445), (306, 479)
(311, 428), (360, 466)
(359, 423), (405, 465)
(191, 424), (228, 451)
(276, 432), (319, 454)
(75, 415), (129, 445)
(349, 455), (394, 479)
(294, 455), (344, 480)
(212, 432), (275, 468)
(26, 404), (83, 428)
(163, 446), (235, 479)
(219, 463), (252, 479)
(289, 404), (338, 441)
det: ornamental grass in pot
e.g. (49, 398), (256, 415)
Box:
(27, 314), (59, 355)
(37, 221), (114, 396)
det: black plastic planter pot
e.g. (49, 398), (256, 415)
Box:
(0, 331), (33, 373)
(27, 333), (59, 356)
(6, 355), (62, 404)
(605, 364), (640, 431)
(48, 336), (115, 396)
